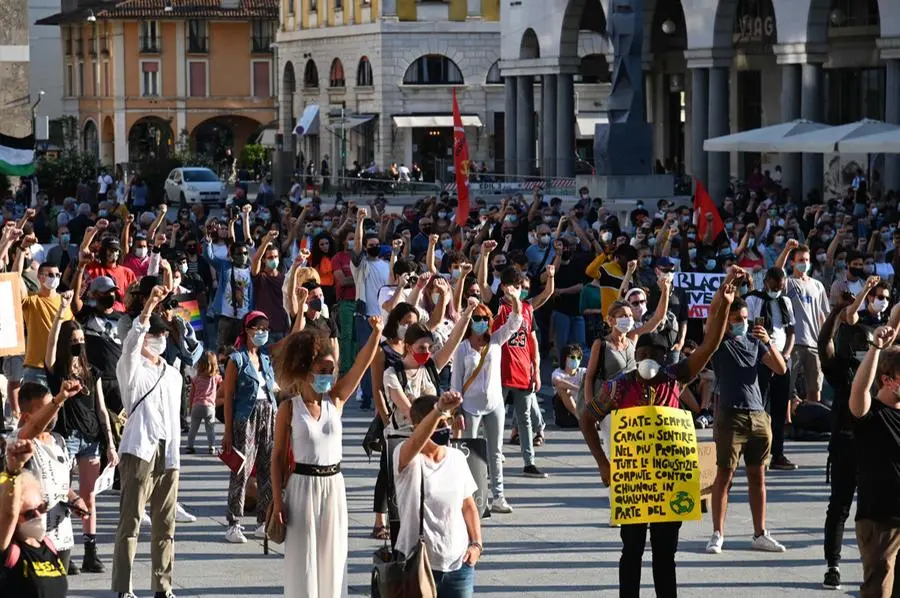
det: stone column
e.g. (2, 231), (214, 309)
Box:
(707, 66), (729, 203)
(801, 62), (824, 201)
(504, 76), (518, 176)
(556, 73), (575, 177)
(516, 75), (535, 177)
(689, 67), (708, 189)
(780, 63), (802, 199)
(884, 59), (900, 193)
(542, 74), (557, 178)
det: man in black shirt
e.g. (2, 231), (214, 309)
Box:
(849, 321), (900, 597)
(550, 236), (590, 367)
(646, 257), (688, 359)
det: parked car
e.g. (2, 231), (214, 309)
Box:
(164, 167), (227, 205)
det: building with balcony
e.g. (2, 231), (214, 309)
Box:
(37, 0), (279, 166)
(275, 0), (613, 183)
(503, 0), (900, 201)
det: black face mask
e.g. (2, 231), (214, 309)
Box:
(849, 267), (866, 279)
(71, 342), (85, 354)
(561, 250), (573, 261)
(308, 298), (323, 311)
(366, 246), (381, 258)
(430, 426), (452, 446)
(232, 254), (249, 267)
(97, 294), (115, 309)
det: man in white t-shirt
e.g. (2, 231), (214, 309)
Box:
(744, 267), (797, 471)
(97, 169), (113, 200)
(350, 208), (389, 409)
(551, 344), (587, 419)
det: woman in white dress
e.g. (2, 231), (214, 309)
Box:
(270, 316), (384, 598)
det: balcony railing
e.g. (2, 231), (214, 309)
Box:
(187, 35), (209, 53)
(139, 36), (161, 53)
(251, 36), (273, 53)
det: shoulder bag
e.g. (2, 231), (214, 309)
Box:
(376, 461), (437, 598)
(265, 398), (293, 544)
(462, 344), (490, 395)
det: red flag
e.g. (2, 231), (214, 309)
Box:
(693, 177), (724, 240)
(452, 89), (471, 227)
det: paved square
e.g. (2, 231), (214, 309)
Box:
(66, 411), (858, 597)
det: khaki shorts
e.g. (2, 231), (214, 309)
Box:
(714, 409), (772, 470)
(791, 345), (824, 395)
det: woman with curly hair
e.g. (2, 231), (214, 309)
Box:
(270, 316), (384, 598)
(309, 232), (337, 306)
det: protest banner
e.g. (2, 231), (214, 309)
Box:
(609, 406), (702, 525)
(675, 272), (725, 319)
(0, 273), (25, 357)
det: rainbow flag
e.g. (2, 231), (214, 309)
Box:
(175, 298), (204, 332)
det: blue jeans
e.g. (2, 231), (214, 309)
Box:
(355, 314), (374, 407)
(432, 563), (475, 598)
(503, 387), (536, 467)
(551, 312), (586, 366)
(66, 430), (101, 460)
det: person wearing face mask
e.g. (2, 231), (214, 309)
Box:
(580, 278), (736, 598)
(21, 263), (72, 387)
(593, 243), (638, 318)
(350, 208), (390, 410)
(5, 379), (87, 581)
(84, 238), (136, 313)
(250, 230), (290, 342)
(843, 277), (891, 329)
(221, 311), (278, 544)
(706, 291), (789, 555)
(269, 317), (383, 598)
(452, 289), (523, 515)
(744, 268), (797, 472)
(370, 303), (422, 543)
(45, 295), (119, 574)
(392, 392), (483, 597)
(551, 344), (587, 426)
(299, 281), (340, 363)
(848, 324), (900, 597)
(773, 241), (830, 408)
(0, 443), (68, 598)
(204, 235), (255, 348)
(45, 225), (77, 279)
(310, 232), (336, 306)
(112, 286), (184, 598)
(831, 251), (867, 306)
(123, 233), (152, 278)
(331, 230), (359, 374)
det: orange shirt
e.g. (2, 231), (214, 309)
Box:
(316, 255), (335, 287)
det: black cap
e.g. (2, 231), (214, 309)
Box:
(101, 237), (121, 249)
(148, 314), (170, 334)
(636, 333), (669, 352)
(139, 275), (160, 297)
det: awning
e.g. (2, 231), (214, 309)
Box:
(773, 119), (900, 154)
(255, 127), (277, 147)
(576, 115), (608, 139)
(392, 115), (483, 128)
(330, 114), (376, 130)
(294, 105), (320, 136)
(703, 119), (830, 153)
(839, 129), (900, 154)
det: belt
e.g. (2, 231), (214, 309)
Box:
(293, 462), (342, 477)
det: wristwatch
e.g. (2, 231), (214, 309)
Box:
(469, 541), (483, 554)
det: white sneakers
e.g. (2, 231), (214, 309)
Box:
(175, 503), (197, 523)
(491, 497), (514, 514)
(253, 524), (268, 539)
(225, 524), (248, 544)
(706, 530), (786, 554)
(705, 531), (724, 554)
(141, 511), (152, 526)
(751, 532), (786, 552)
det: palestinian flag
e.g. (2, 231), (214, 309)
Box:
(0, 133), (35, 176)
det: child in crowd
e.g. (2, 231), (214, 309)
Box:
(187, 351), (222, 454)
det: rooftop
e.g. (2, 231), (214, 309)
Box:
(36, 0), (278, 25)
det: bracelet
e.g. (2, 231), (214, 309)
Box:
(433, 403), (452, 419)
(52, 395), (63, 408)
(868, 341), (883, 350)
(0, 471), (20, 485)
(469, 541), (483, 554)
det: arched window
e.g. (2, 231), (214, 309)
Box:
(329, 58), (345, 88)
(304, 60), (319, 88)
(485, 60), (502, 85)
(402, 54), (464, 85)
(357, 56), (373, 87)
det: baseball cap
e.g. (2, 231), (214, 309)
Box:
(89, 276), (118, 294)
(636, 332), (669, 352)
(148, 314), (170, 335)
(657, 257), (676, 271)
(139, 275), (160, 297)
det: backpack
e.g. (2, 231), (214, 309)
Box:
(390, 358), (441, 431)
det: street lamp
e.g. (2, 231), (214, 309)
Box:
(86, 9), (96, 22)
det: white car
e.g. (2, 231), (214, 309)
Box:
(164, 167), (227, 205)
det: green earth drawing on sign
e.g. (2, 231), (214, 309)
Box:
(669, 491), (695, 515)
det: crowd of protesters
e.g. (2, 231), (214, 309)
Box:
(0, 169), (899, 598)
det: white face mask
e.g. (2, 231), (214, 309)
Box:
(144, 335), (166, 356)
(637, 359), (661, 380)
(873, 298), (889, 313)
(396, 324), (409, 340)
(614, 317), (633, 334)
(17, 513), (47, 542)
(134, 247), (148, 259)
(42, 276), (60, 291)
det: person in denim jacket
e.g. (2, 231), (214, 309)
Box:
(220, 311), (276, 544)
(203, 207), (255, 348)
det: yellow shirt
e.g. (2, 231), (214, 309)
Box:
(23, 294), (73, 369)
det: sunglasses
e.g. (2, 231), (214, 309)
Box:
(471, 315), (490, 323)
(630, 299), (647, 306)
(874, 295), (890, 301)
(21, 502), (49, 521)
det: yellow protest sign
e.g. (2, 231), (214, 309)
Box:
(609, 406), (701, 525)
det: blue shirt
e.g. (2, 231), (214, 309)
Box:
(712, 334), (767, 411)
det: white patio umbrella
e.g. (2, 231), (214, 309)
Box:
(703, 119), (830, 153)
(837, 129), (900, 154)
(773, 119), (900, 154)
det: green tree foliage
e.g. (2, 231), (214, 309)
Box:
(34, 149), (97, 200)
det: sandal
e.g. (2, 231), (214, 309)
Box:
(533, 434), (545, 447)
(372, 525), (390, 541)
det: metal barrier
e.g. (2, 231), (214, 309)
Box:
(442, 175), (579, 197)
(298, 175), (442, 197)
